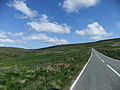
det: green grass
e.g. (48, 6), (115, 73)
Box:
(0, 45), (91, 90)
(0, 38), (120, 90)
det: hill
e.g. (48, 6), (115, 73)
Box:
(0, 38), (120, 90)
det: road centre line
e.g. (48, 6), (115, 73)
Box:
(107, 64), (120, 77)
(95, 52), (120, 78)
(95, 50), (120, 62)
(101, 59), (105, 63)
(95, 53), (105, 63)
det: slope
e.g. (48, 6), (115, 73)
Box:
(0, 38), (120, 90)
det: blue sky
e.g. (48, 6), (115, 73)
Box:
(0, 0), (120, 49)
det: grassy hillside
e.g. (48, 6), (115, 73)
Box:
(0, 38), (120, 90)
(93, 38), (120, 60)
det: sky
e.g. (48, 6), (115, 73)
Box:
(0, 0), (120, 49)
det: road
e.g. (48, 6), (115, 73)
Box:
(70, 49), (120, 90)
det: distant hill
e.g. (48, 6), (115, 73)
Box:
(0, 38), (120, 90)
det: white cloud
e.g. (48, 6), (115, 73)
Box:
(0, 31), (25, 44)
(9, 32), (25, 37)
(16, 39), (26, 45)
(0, 38), (15, 43)
(0, 31), (15, 43)
(27, 14), (71, 33)
(75, 22), (112, 40)
(60, 0), (100, 13)
(15, 14), (29, 19)
(0, 32), (7, 38)
(8, 0), (38, 18)
(0, 31), (25, 37)
(0, 44), (5, 47)
(23, 33), (69, 45)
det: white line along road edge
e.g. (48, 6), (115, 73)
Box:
(70, 49), (93, 90)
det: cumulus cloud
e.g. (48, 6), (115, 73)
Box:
(75, 22), (112, 40)
(23, 33), (69, 45)
(0, 31), (15, 43)
(9, 32), (25, 37)
(0, 38), (15, 43)
(60, 0), (100, 13)
(0, 31), (25, 44)
(0, 31), (25, 37)
(0, 44), (5, 47)
(27, 14), (71, 33)
(0, 32), (7, 38)
(8, 0), (38, 18)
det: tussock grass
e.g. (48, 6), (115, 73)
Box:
(0, 38), (120, 89)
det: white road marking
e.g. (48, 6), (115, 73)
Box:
(95, 50), (120, 78)
(95, 52), (105, 63)
(95, 50), (120, 62)
(100, 59), (105, 63)
(107, 64), (120, 77)
(70, 50), (93, 90)
(70, 49), (120, 90)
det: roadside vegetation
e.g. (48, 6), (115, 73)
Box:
(0, 45), (90, 90)
(0, 38), (120, 90)
(94, 38), (120, 60)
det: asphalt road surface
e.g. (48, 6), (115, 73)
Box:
(70, 49), (120, 90)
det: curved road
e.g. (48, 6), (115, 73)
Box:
(70, 49), (120, 90)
